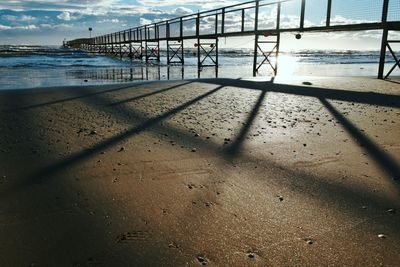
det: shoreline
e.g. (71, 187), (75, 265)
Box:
(1, 61), (399, 90)
(1, 74), (399, 92)
(1, 76), (399, 266)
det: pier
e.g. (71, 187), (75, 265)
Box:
(66, 0), (400, 79)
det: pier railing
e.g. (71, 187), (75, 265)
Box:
(66, 0), (400, 79)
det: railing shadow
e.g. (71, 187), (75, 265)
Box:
(320, 97), (400, 180)
(2, 78), (399, 264)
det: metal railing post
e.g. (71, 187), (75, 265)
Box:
(300, 0), (306, 30)
(326, 0), (332, 27)
(378, 0), (390, 79)
(275, 2), (281, 75)
(253, 0), (260, 76)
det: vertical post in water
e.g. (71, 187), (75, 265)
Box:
(378, 0), (389, 79)
(253, 0), (260, 77)
(275, 2), (281, 76)
(300, 0), (306, 30)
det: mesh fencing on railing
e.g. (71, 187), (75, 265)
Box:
(75, 0), (399, 45)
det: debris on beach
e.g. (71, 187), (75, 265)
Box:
(304, 238), (314, 245)
(378, 234), (387, 239)
(196, 255), (208, 265)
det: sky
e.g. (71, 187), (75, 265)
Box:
(0, 0), (399, 50)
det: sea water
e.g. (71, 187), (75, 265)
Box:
(0, 45), (398, 89)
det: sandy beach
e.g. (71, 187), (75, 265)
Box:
(0, 76), (399, 266)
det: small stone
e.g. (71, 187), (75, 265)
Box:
(303, 143), (307, 147)
(118, 147), (125, 152)
(197, 256), (207, 265)
(194, 133), (200, 137)
(306, 239), (313, 244)
(191, 148), (197, 152)
(247, 253), (255, 258)
(387, 208), (395, 213)
(277, 195), (284, 201)
(361, 205), (367, 209)
(89, 130), (97, 135)
(378, 234), (387, 239)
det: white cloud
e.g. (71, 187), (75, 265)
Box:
(20, 15), (36, 21)
(1, 15), (18, 21)
(0, 24), (38, 30)
(137, 0), (238, 9)
(140, 18), (152, 25)
(98, 18), (121, 24)
(172, 7), (192, 15)
(57, 11), (77, 21)
(0, 24), (12, 30)
(40, 23), (73, 29)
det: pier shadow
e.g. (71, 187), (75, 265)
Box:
(32, 85), (224, 180)
(5, 81), (189, 112)
(200, 78), (400, 108)
(3, 78), (399, 188)
(4, 78), (399, 188)
(2, 78), (400, 265)
(320, 97), (400, 180)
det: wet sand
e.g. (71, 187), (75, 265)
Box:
(0, 76), (399, 266)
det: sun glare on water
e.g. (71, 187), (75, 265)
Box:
(277, 55), (298, 77)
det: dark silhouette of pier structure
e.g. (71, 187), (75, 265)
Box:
(66, 0), (400, 79)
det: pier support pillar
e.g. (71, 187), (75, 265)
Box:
(253, 32), (280, 77)
(378, 28), (389, 79)
(167, 39), (184, 65)
(379, 29), (400, 80)
(128, 42), (143, 59)
(145, 41), (160, 62)
(196, 38), (219, 78)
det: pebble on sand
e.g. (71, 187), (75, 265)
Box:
(197, 255), (207, 265)
(378, 234), (387, 239)
(247, 252), (255, 258)
(306, 239), (314, 245)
